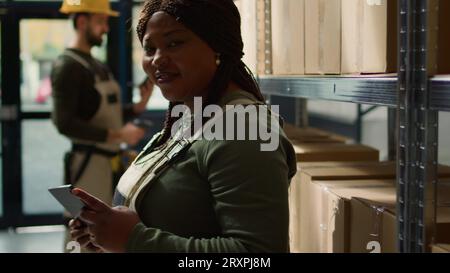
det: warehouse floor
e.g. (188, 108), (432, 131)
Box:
(0, 226), (65, 253)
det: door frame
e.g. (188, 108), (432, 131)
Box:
(0, 0), (132, 229)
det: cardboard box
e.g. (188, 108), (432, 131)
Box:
(297, 161), (392, 171)
(350, 196), (396, 253)
(311, 128), (351, 144)
(297, 161), (450, 177)
(298, 162), (396, 181)
(290, 162), (396, 252)
(425, 0), (450, 75)
(296, 182), (450, 253)
(271, 0), (305, 75)
(294, 162), (450, 227)
(438, 0), (450, 74)
(235, 0), (258, 73)
(291, 138), (344, 145)
(283, 124), (329, 139)
(293, 143), (379, 162)
(304, 0), (450, 75)
(294, 180), (396, 253)
(431, 244), (450, 253)
(289, 162), (450, 252)
(305, 0), (341, 74)
(236, 0), (256, 71)
(350, 191), (450, 253)
(341, 0), (397, 74)
(289, 162), (395, 252)
(235, 0), (270, 74)
(305, 0), (396, 74)
(283, 124), (351, 143)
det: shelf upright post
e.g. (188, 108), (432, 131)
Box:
(388, 107), (397, 160)
(295, 98), (308, 128)
(397, 0), (439, 252)
(258, 0), (273, 104)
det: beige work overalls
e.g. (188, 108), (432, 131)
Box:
(62, 50), (123, 252)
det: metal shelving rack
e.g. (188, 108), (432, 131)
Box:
(257, 0), (449, 252)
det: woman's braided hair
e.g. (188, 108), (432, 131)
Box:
(137, 0), (265, 147)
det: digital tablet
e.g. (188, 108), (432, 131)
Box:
(48, 185), (85, 218)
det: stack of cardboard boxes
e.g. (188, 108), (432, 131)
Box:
(304, 0), (398, 74)
(283, 124), (450, 253)
(284, 123), (380, 163)
(350, 195), (450, 253)
(290, 161), (450, 253)
(237, 0), (450, 75)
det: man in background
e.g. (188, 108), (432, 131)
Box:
(51, 0), (152, 252)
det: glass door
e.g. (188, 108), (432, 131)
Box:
(0, 0), (126, 228)
(19, 18), (106, 216)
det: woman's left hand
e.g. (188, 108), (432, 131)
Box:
(72, 188), (141, 253)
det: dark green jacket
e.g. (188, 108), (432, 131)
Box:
(126, 91), (297, 253)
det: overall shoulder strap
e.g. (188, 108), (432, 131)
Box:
(63, 50), (92, 71)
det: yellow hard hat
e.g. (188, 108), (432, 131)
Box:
(60, 0), (119, 17)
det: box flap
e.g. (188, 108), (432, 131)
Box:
(301, 164), (396, 180)
(431, 244), (450, 253)
(294, 143), (379, 162)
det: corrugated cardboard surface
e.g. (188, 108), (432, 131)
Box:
(360, 0), (390, 73)
(332, 185), (398, 253)
(290, 162), (397, 252)
(283, 124), (351, 143)
(235, 0), (270, 75)
(427, 0), (439, 75)
(297, 161), (392, 171)
(235, 0), (258, 73)
(431, 244), (450, 253)
(293, 180), (396, 253)
(341, 0), (359, 73)
(305, 0), (341, 74)
(341, 0), (397, 74)
(306, 0), (397, 74)
(289, 0), (447, 75)
(290, 161), (396, 250)
(310, 127), (351, 143)
(299, 162), (397, 181)
(293, 143), (379, 162)
(350, 191), (450, 253)
(289, 162), (450, 253)
(283, 124), (330, 138)
(438, 0), (450, 74)
(349, 192), (396, 253)
(297, 161), (450, 179)
(290, 138), (344, 144)
(272, 0), (305, 75)
(386, 0), (398, 73)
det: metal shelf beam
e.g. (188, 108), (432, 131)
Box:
(258, 76), (450, 112)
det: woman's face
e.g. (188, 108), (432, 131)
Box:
(141, 11), (217, 104)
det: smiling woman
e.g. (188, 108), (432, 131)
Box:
(141, 12), (217, 104)
(68, 0), (297, 253)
